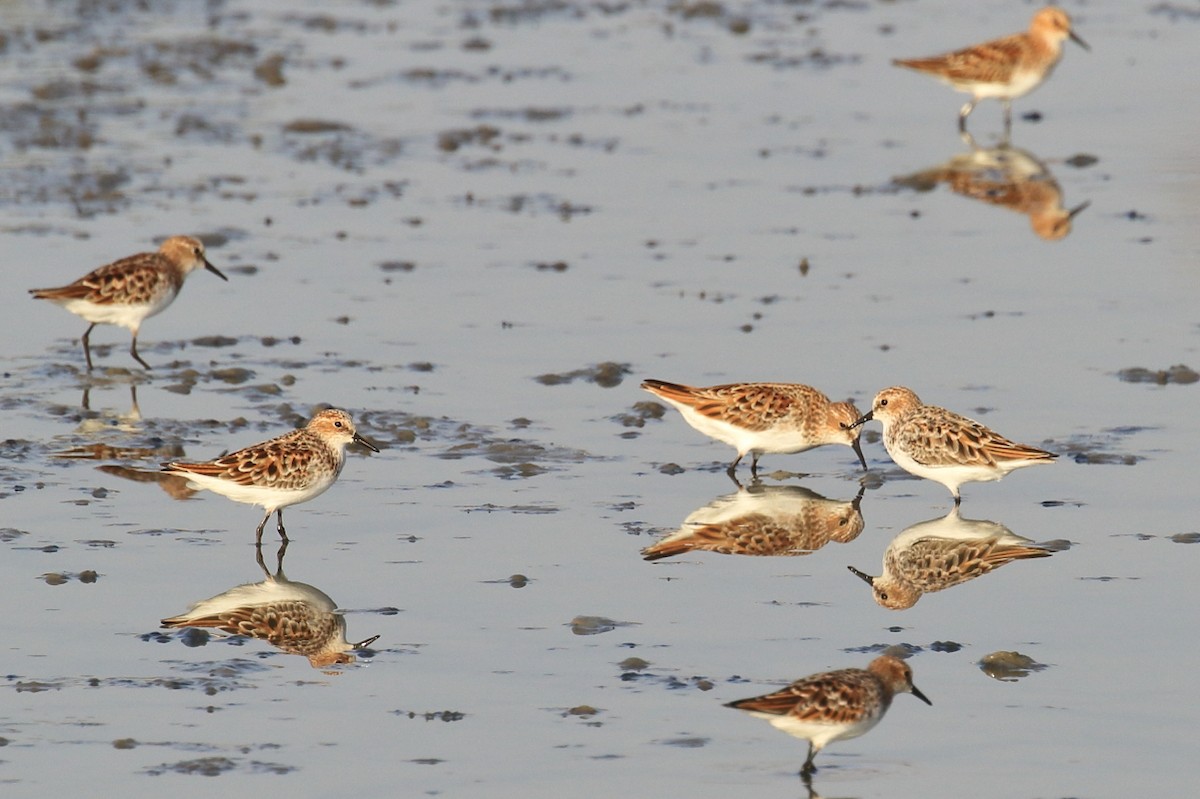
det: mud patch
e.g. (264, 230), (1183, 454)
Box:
(535, 362), (631, 387)
(143, 756), (295, 777)
(978, 651), (1048, 682)
(1117, 364), (1199, 385)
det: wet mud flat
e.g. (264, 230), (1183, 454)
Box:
(2, 1), (1200, 797)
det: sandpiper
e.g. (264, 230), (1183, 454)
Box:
(641, 379), (866, 477)
(30, 235), (227, 371)
(163, 408), (379, 544)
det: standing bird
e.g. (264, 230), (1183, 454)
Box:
(725, 655), (932, 776)
(163, 408), (380, 544)
(641, 380), (867, 478)
(29, 235), (228, 371)
(850, 386), (1056, 504)
(893, 6), (1089, 137)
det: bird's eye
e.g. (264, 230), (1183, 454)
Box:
(879, 592), (889, 601)
(880, 399), (888, 407)
(334, 420), (344, 428)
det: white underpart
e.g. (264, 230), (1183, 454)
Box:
(172, 577), (336, 620)
(667, 400), (822, 457)
(175, 468), (340, 512)
(968, 66), (1053, 100)
(55, 285), (176, 331)
(885, 439), (1049, 497)
(751, 711), (880, 751)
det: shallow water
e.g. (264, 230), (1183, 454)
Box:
(2, 1), (1199, 796)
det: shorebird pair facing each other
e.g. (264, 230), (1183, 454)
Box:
(642, 381), (1056, 503)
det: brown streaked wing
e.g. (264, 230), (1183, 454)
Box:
(975, 542), (1053, 568)
(168, 435), (326, 488)
(643, 517), (807, 559)
(730, 669), (878, 724)
(693, 384), (804, 432)
(894, 538), (1050, 591)
(981, 435), (1056, 462)
(897, 34), (1026, 84)
(893, 410), (996, 467)
(35, 255), (173, 304)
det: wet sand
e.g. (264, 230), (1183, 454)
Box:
(2, 1), (1198, 796)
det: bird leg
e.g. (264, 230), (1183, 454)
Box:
(800, 742), (818, 776)
(957, 99), (978, 134)
(255, 539), (288, 578)
(726, 454), (743, 477)
(275, 509), (289, 542)
(254, 510), (271, 546)
(80, 323), (96, 372)
(750, 453), (761, 478)
(128, 330), (152, 370)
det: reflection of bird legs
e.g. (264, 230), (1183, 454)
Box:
(959, 120), (1010, 151)
(799, 763), (819, 797)
(255, 539), (289, 579)
(725, 469), (765, 491)
(81, 383), (141, 418)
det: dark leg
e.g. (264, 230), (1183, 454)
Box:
(1002, 99), (1013, 140)
(954, 494), (963, 506)
(750, 453), (761, 478)
(81, 323), (96, 372)
(958, 99), (977, 134)
(800, 742), (818, 776)
(129, 330), (152, 370)
(254, 541), (270, 577)
(254, 509), (271, 545)
(256, 538), (287, 578)
(275, 509), (288, 542)
(726, 454), (743, 477)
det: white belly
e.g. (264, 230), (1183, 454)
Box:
(59, 290), (176, 330)
(179, 471), (337, 512)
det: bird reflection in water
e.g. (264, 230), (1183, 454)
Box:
(94, 462), (195, 500)
(81, 382), (142, 424)
(893, 144), (1089, 241)
(847, 506), (1054, 609)
(161, 542), (379, 669)
(642, 482), (864, 560)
